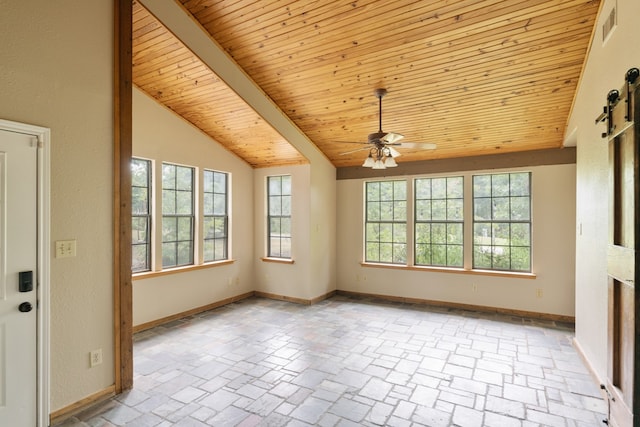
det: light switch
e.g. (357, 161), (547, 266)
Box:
(55, 240), (77, 258)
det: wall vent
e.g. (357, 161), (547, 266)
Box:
(602, 6), (616, 43)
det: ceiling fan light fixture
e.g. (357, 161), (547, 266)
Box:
(372, 159), (386, 169)
(388, 146), (401, 158)
(363, 154), (375, 167)
(385, 154), (397, 167)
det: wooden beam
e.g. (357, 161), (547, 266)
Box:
(114, 0), (133, 392)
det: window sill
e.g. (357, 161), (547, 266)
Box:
(261, 257), (295, 264)
(360, 262), (536, 279)
(132, 259), (236, 281)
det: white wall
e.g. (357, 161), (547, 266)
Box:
(337, 164), (576, 317)
(0, 0), (114, 411)
(132, 88), (255, 326)
(567, 0), (640, 380)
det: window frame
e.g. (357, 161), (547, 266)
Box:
(267, 175), (292, 259)
(414, 176), (464, 268)
(203, 169), (229, 263)
(161, 162), (195, 269)
(364, 179), (407, 265)
(131, 157), (152, 273)
(472, 172), (532, 272)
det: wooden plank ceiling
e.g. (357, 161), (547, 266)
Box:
(133, 0), (600, 168)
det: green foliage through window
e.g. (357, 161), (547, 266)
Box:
(414, 177), (464, 267)
(204, 170), (228, 262)
(473, 172), (531, 272)
(365, 180), (407, 264)
(162, 163), (194, 268)
(132, 158), (151, 272)
(267, 175), (292, 258)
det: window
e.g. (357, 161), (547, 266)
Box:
(414, 176), (463, 267)
(267, 175), (292, 258)
(162, 163), (195, 268)
(365, 180), (407, 264)
(203, 170), (228, 262)
(131, 158), (152, 272)
(473, 172), (531, 272)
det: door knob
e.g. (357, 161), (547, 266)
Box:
(18, 302), (32, 313)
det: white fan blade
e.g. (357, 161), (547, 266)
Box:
(399, 142), (437, 150)
(381, 132), (404, 144)
(339, 146), (372, 155)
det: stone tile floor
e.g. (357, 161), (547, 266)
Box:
(56, 295), (607, 426)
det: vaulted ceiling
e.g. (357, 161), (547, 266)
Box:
(132, 0), (600, 168)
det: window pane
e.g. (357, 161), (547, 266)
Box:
(213, 217), (225, 238)
(393, 223), (406, 244)
(176, 166), (193, 191)
(203, 193), (214, 216)
(473, 175), (491, 197)
(447, 199), (463, 221)
(162, 242), (176, 267)
(415, 223), (430, 244)
(281, 237), (292, 258)
(131, 159), (149, 187)
(415, 179), (431, 199)
(281, 175), (292, 195)
(447, 223), (463, 244)
(432, 223), (446, 244)
(492, 246), (511, 270)
(492, 197), (510, 220)
(162, 217), (177, 242)
(511, 196), (530, 221)
(416, 199), (431, 221)
(176, 191), (193, 215)
(162, 189), (175, 215)
(214, 172), (226, 193)
(511, 223), (530, 246)
(474, 198), (491, 221)
(204, 170), (214, 193)
(281, 195), (291, 216)
(510, 173), (530, 196)
(132, 245), (149, 272)
(367, 201), (381, 221)
(447, 245), (463, 267)
(380, 182), (394, 201)
(162, 164), (175, 189)
(393, 180), (406, 200)
(491, 174), (510, 197)
(431, 200), (446, 221)
(203, 239), (214, 262)
(415, 244), (431, 265)
(132, 187), (149, 215)
(366, 223), (380, 242)
(213, 194), (226, 215)
(394, 200), (407, 221)
(380, 201), (393, 221)
(432, 178), (446, 199)
(269, 176), (282, 195)
(132, 217), (148, 244)
(432, 244), (446, 266)
(511, 247), (531, 271)
(204, 217), (215, 239)
(474, 246), (492, 269)
(367, 182), (380, 202)
(177, 241), (193, 265)
(177, 217), (192, 241)
(214, 239), (227, 260)
(447, 177), (463, 198)
(269, 196), (282, 216)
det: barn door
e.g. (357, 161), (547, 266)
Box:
(600, 68), (640, 427)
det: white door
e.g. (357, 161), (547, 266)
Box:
(0, 129), (38, 426)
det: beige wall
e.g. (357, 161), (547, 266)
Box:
(0, 0), (115, 411)
(336, 164), (577, 317)
(132, 88), (255, 326)
(567, 0), (640, 380)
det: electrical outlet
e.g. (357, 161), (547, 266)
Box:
(472, 284), (478, 292)
(90, 349), (103, 368)
(536, 288), (543, 298)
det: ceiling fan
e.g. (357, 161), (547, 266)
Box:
(340, 88), (436, 169)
